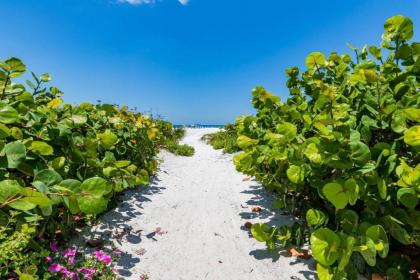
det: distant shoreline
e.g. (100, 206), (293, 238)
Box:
(174, 124), (224, 128)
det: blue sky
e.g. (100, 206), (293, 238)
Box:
(1, 0), (419, 124)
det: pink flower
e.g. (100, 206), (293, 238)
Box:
(63, 270), (79, 280)
(45, 256), (52, 263)
(114, 249), (121, 257)
(79, 267), (96, 280)
(93, 250), (112, 264)
(50, 241), (58, 252)
(48, 263), (64, 273)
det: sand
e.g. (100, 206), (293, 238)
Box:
(75, 128), (314, 280)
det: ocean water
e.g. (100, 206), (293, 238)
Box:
(174, 124), (224, 128)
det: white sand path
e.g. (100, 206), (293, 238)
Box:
(76, 128), (314, 280)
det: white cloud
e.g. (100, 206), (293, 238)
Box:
(117, 0), (189, 5)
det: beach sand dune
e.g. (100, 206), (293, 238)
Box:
(76, 128), (314, 280)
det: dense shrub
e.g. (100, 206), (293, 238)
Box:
(234, 15), (419, 279)
(0, 57), (180, 278)
(203, 124), (240, 153)
(165, 140), (195, 156)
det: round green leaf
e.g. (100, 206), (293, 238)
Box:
(236, 135), (258, 149)
(97, 130), (118, 149)
(34, 169), (63, 187)
(404, 126), (420, 147)
(305, 52), (326, 71)
(306, 208), (327, 226)
(286, 165), (305, 184)
(250, 223), (270, 242)
(80, 177), (112, 196)
(397, 188), (418, 209)
(3, 141), (26, 168)
(29, 141), (54, 156)
(77, 195), (108, 215)
(323, 182), (348, 209)
(0, 179), (22, 203)
(0, 104), (19, 124)
(310, 228), (341, 266)
(384, 15), (414, 41)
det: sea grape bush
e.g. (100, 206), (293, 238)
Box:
(0, 57), (181, 277)
(203, 124), (240, 154)
(234, 15), (419, 279)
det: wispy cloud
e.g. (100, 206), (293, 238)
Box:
(117, 0), (189, 5)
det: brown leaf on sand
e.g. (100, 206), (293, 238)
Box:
(371, 273), (385, 280)
(240, 204), (248, 208)
(288, 247), (311, 259)
(155, 227), (168, 235)
(242, 177), (251, 181)
(244, 221), (253, 229)
(135, 248), (147, 256)
(251, 206), (262, 213)
(86, 239), (103, 248)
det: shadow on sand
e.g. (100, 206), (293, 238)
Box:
(240, 183), (317, 280)
(72, 176), (166, 277)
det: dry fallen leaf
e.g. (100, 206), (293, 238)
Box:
(371, 273), (385, 280)
(242, 177), (251, 181)
(86, 239), (103, 248)
(244, 221), (253, 229)
(288, 247), (311, 259)
(155, 227), (168, 235)
(240, 204), (248, 208)
(135, 248), (147, 255)
(252, 206), (262, 213)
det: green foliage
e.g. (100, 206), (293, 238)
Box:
(165, 140), (195, 156)
(0, 57), (180, 276)
(203, 124), (240, 153)
(235, 15), (419, 279)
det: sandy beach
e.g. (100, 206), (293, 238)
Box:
(75, 128), (314, 280)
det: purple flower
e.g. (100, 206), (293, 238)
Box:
(63, 269), (79, 280)
(45, 256), (52, 263)
(63, 249), (77, 258)
(79, 267), (96, 280)
(114, 249), (121, 257)
(50, 241), (58, 252)
(48, 263), (64, 273)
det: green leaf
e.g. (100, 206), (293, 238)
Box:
(310, 228), (341, 266)
(338, 210), (358, 234)
(1, 57), (26, 77)
(80, 177), (112, 196)
(384, 15), (414, 42)
(97, 130), (118, 149)
(29, 141), (54, 156)
(377, 179), (387, 199)
(0, 124), (10, 139)
(34, 169), (63, 186)
(338, 235), (356, 271)
(350, 141), (371, 165)
(305, 52), (326, 71)
(358, 237), (377, 266)
(236, 135), (258, 149)
(3, 141), (26, 168)
(0, 180), (22, 203)
(306, 208), (328, 226)
(397, 188), (418, 209)
(304, 143), (322, 164)
(316, 264), (334, 280)
(286, 165), (305, 184)
(77, 195), (108, 215)
(404, 126), (420, 147)
(366, 225), (389, 258)
(250, 223), (270, 242)
(0, 104), (19, 124)
(323, 182), (348, 209)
